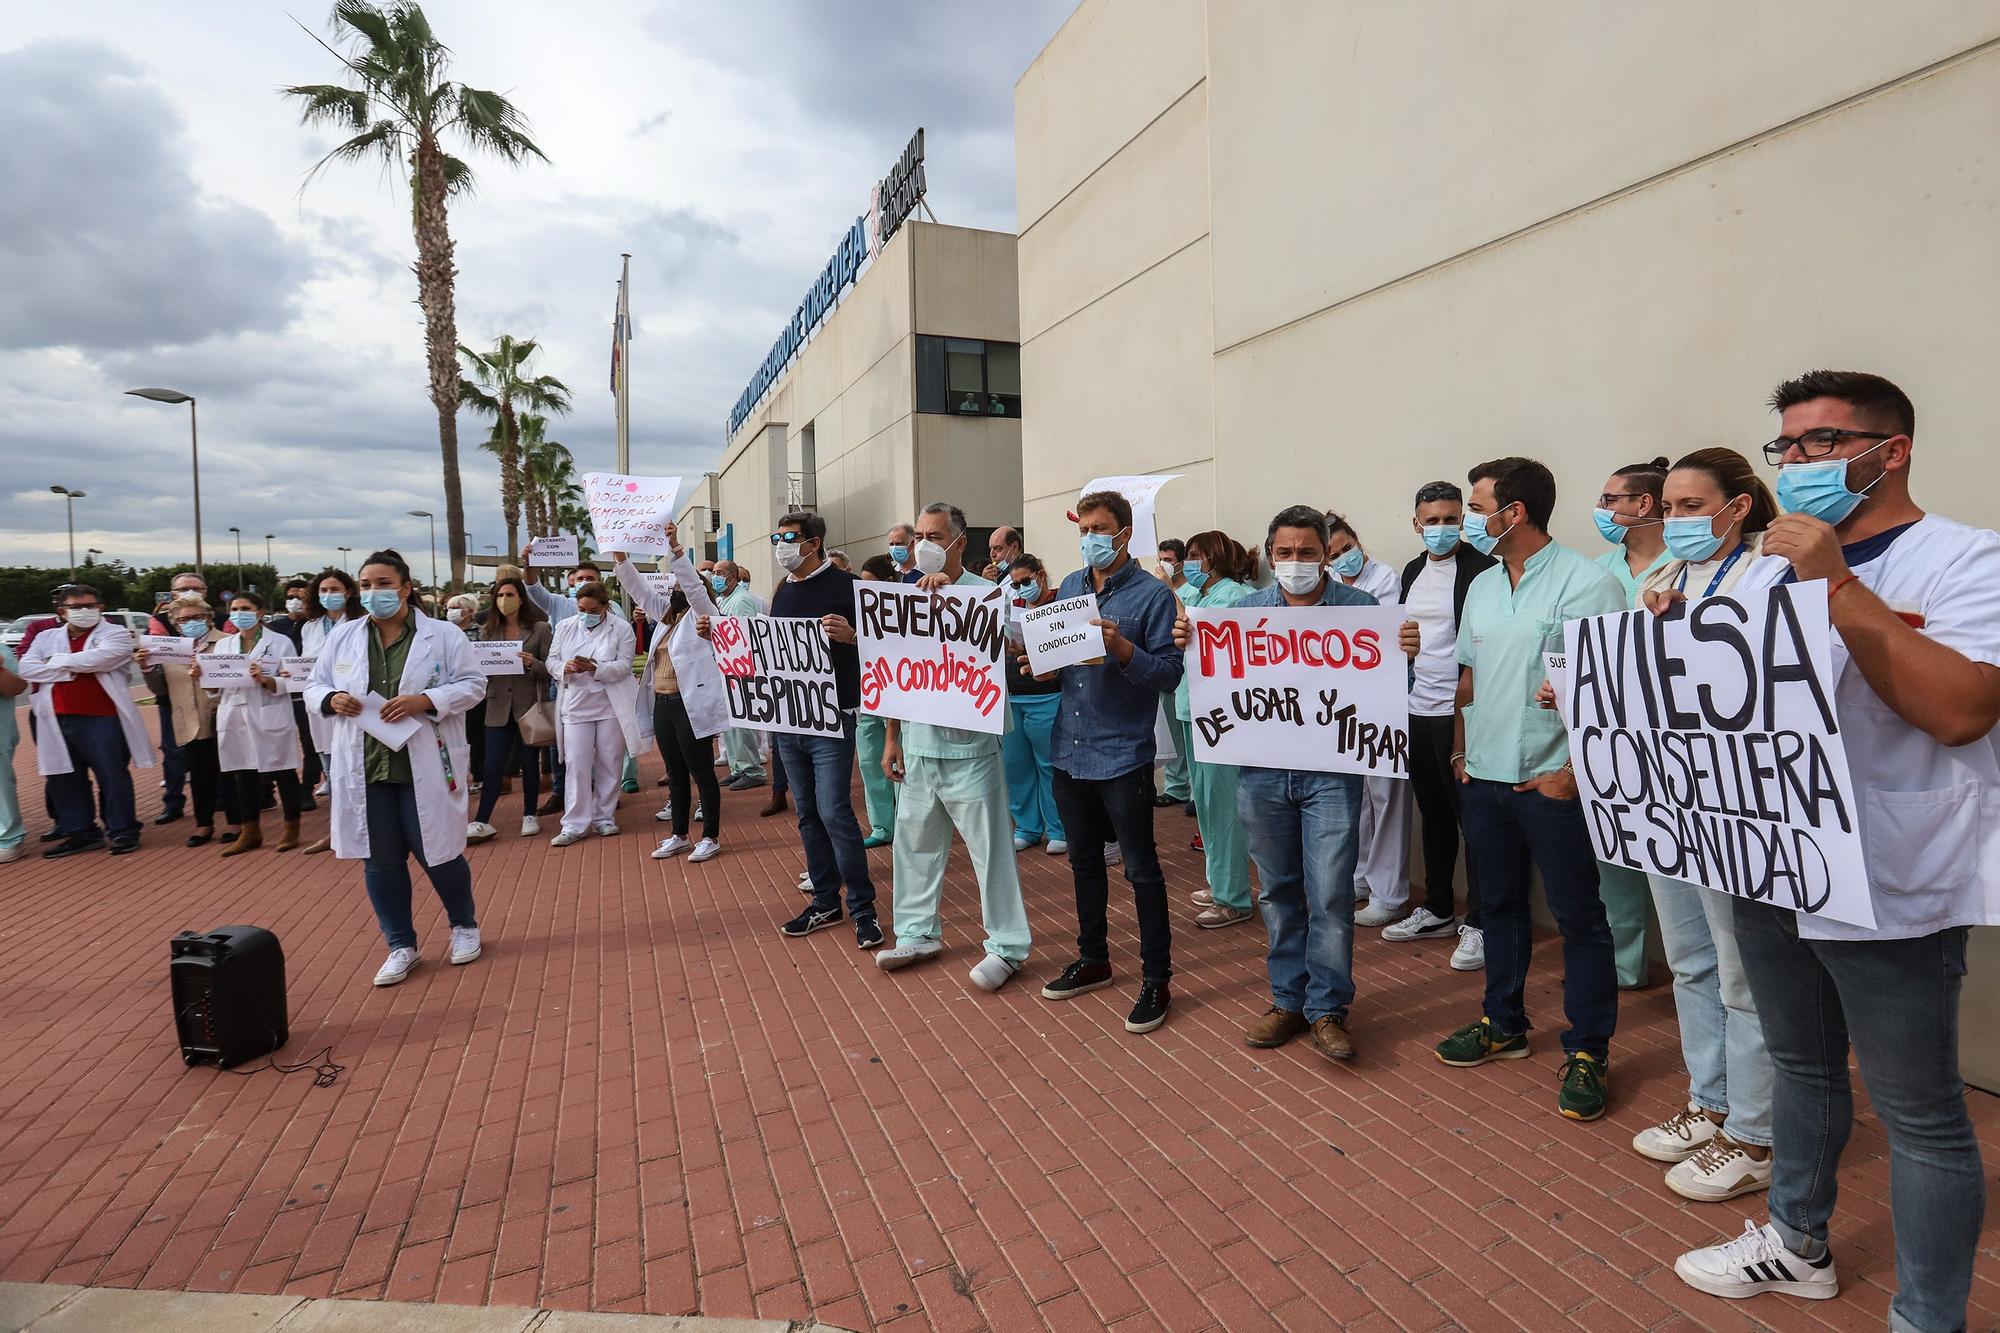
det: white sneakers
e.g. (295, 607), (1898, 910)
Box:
(465, 821), (498, 843)
(969, 954), (1020, 992)
(796, 870), (814, 894)
(1633, 1103), (1721, 1163)
(1382, 907), (1456, 941)
(875, 938), (944, 971)
(1353, 899), (1399, 927)
(449, 926), (482, 965)
(1046, 840), (1068, 856)
(551, 830), (584, 847)
(0, 845), (23, 865)
(1667, 1137), (1773, 1203)
(313, 779), (331, 798)
(653, 834), (692, 859)
(1450, 925), (1485, 971)
(655, 803), (675, 822)
(688, 837), (720, 863)
(592, 820), (619, 837)
(373, 947), (420, 986)
(1675, 1221), (1836, 1302)
(1013, 834), (1036, 851)
(520, 816), (540, 837)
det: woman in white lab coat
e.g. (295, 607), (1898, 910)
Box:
(615, 532), (730, 862)
(547, 581), (640, 845)
(305, 549), (488, 987)
(213, 591), (304, 856)
(298, 568), (358, 854)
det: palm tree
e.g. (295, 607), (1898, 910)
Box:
(459, 335), (570, 551)
(284, 1), (549, 591)
(516, 414), (572, 540)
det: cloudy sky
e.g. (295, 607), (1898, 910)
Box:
(0, 0), (1075, 576)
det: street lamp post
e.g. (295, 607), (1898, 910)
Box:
(408, 511), (437, 604)
(264, 534), (275, 575)
(337, 545), (352, 571)
(49, 485), (86, 581)
(125, 388), (202, 581)
(229, 526), (243, 593)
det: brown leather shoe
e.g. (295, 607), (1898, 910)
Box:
(759, 793), (789, 818)
(220, 819), (263, 858)
(270, 819), (300, 852)
(1311, 1015), (1355, 1062)
(1244, 1006), (1308, 1049)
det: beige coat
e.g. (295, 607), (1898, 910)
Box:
(158, 629), (225, 745)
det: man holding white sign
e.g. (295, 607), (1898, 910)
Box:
(1668, 373), (2000, 1331)
(1035, 489), (1184, 1036)
(1432, 457), (1626, 1123)
(1176, 505), (1388, 1063)
(867, 502), (1030, 991)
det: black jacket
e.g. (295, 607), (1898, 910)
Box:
(1399, 545), (1495, 625)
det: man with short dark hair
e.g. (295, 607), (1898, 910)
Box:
(1672, 372), (1997, 1328)
(1432, 457), (1625, 1122)
(983, 526), (1023, 582)
(1387, 481), (1493, 965)
(1037, 490), (1185, 1034)
(18, 584), (154, 857)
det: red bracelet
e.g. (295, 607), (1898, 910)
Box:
(1828, 574), (1861, 601)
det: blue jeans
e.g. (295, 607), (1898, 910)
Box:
(1238, 767), (1362, 1021)
(49, 714), (139, 840)
(774, 717), (875, 922)
(1002, 694), (1063, 843)
(1731, 901), (1981, 1333)
(475, 719), (540, 823)
(1649, 872), (1772, 1146)
(362, 781), (477, 951)
(1460, 779), (1617, 1058)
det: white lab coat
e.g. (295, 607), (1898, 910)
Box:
(299, 614), (351, 754)
(548, 612), (645, 759)
(304, 613), (487, 866)
(213, 629), (301, 774)
(616, 554), (731, 742)
(17, 619), (155, 777)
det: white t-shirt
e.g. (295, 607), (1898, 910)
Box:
(1405, 556), (1459, 716)
(1734, 514), (2000, 941)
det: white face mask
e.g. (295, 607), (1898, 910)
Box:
(65, 607), (103, 630)
(285, 598), (306, 614)
(447, 608), (466, 625)
(913, 538), (950, 576)
(1273, 561), (1323, 596)
(775, 541), (806, 572)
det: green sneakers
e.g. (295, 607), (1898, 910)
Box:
(1434, 1017), (1530, 1067)
(1558, 1052), (1610, 1121)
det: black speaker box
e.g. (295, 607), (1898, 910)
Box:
(171, 926), (288, 1068)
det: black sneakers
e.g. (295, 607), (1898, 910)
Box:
(780, 906), (843, 937)
(854, 918), (884, 950)
(1125, 981), (1171, 1034)
(42, 832), (105, 859)
(1039, 958), (1114, 1000)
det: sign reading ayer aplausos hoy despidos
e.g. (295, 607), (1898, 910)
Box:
(1186, 605), (1410, 777)
(709, 615), (843, 737)
(1557, 580), (1872, 928)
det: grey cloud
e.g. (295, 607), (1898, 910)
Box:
(0, 41), (313, 353)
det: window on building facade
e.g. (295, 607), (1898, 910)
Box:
(915, 335), (1022, 418)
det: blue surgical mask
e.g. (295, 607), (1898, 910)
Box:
(578, 611), (603, 629)
(1421, 525), (1460, 556)
(1183, 560), (1209, 590)
(1776, 442), (1887, 525)
(319, 592), (346, 612)
(179, 620), (209, 639)
(1462, 508), (1511, 556)
(229, 610), (259, 630)
(707, 574), (728, 595)
(888, 543), (910, 565)
(1330, 549), (1365, 579)
(1664, 510), (1740, 564)
(1592, 508), (1627, 545)
(360, 589), (402, 619)
(1079, 530), (1123, 571)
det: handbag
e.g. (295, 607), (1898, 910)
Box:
(516, 699), (556, 748)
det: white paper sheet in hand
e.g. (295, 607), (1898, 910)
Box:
(196, 653), (254, 688)
(280, 656), (316, 695)
(357, 691), (423, 751)
(526, 535), (578, 565)
(1020, 593), (1104, 676)
(472, 640), (526, 676)
(140, 634), (194, 662)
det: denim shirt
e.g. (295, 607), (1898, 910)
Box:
(1050, 558), (1185, 779)
(1237, 578), (1379, 611)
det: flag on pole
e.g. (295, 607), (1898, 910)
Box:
(614, 254), (633, 474)
(609, 273), (629, 395)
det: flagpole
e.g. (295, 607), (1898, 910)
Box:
(615, 253), (632, 474)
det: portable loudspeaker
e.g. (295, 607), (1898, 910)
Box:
(170, 926), (288, 1069)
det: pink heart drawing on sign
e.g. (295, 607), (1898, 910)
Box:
(624, 482), (639, 492)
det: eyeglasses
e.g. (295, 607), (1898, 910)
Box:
(769, 532), (805, 545)
(1762, 428), (1892, 466)
(1595, 492), (1647, 508)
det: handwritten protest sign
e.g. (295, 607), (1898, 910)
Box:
(1558, 580), (1872, 928)
(1078, 474), (1182, 565)
(472, 640), (525, 676)
(279, 656), (316, 694)
(856, 582), (1008, 734)
(140, 634), (194, 663)
(526, 534), (578, 565)
(1544, 651), (1571, 725)
(709, 615), (843, 737)
(1020, 593), (1103, 675)
(196, 653), (253, 688)
(583, 472), (682, 555)
(1186, 605), (1410, 777)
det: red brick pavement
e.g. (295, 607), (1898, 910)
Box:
(2, 708), (1997, 1330)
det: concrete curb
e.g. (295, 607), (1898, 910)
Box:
(0, 1284), (860, 1333)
